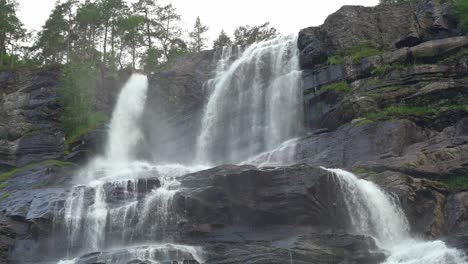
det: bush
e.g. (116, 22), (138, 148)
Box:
(349, 41), (383, 64)
(441, 173), (468, 190)
(371, 63), (408, 76)
(327, 55), (345, 65)
(320, 81), (351, 93)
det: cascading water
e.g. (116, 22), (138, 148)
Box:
(55, 74), (204, 263)
(325, 168), (467, 264)
(196, 34), (303, 166)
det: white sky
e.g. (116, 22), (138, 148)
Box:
(17, 0), (379, 43)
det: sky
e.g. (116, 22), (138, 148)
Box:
(17, 0), (379, 43)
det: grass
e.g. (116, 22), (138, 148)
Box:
(366, 105), (434, 121)
(349, 41), (383, 64)
(0, 160), (76, 183)
(371, 63), (408, 76)
(64, 111), (108, 149)
(320, 81), (351, 93)
(364, 103), (468, 122)
(325, 41), (384, 66)
(327, 55), (345, 65)
(437, 48), (468, 64)
(0, 193), (10, 201)
(441, 173), (468, 190)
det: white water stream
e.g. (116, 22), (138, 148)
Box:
(196, 34), (303, 166)
(325, 168), (467, 264)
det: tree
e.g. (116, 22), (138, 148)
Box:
(36, 2), (69, 64)
(213, 30), (232, 49)
(233, 22), (278, 46)
(0, 0), (23, 66)
(155, 4), (182, 61)
(99, 0), (126, 67)
(189, 17), (209, 52)
(119, 15), (144, 70)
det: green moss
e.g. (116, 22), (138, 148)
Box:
(0, 160), (76, 182)
(0, 193), (10, 200)
(327, 55), (345, 65)
(0, 183), (7, 191)
(371, 63), (408, 76)
(441, 173), (468, 190)
(320, 81), (351, 93)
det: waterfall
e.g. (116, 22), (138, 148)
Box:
(55, 74), (205, 263)
(325, 168), (467, 264)
(106, 73), (148, 163)
(196, 34), (303, 166)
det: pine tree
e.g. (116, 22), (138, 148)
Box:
(234, 22), (277, 46)
(189, 17), (209, 52)
(213, 30), (232, 49)
(0, 0), (23, 66)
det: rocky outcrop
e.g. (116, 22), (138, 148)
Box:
(0, 68), (65, 169)
(298, 0), (457, 69)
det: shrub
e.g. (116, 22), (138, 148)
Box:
(441, 173), (468, 190)
(320, 81), (351, 93)
(371, 63), (408, 76)
(349, 41), (383, 64)
(454, 0), (468, 32)
(327, 55), (345, 65)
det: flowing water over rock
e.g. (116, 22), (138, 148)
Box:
(55, 74), (205, 263)
(325, 168), (467, 264)
(196, 35), (303, 166)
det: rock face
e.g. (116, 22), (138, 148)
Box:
(298, 0), (457, 69)
(143, 50), (217, 164)
(0, 68), (65, 169)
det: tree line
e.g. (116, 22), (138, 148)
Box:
(0, 0), (279, 72)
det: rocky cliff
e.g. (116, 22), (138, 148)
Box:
(0, 0), (467, 263)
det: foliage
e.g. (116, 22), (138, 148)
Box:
(234, 22), (278, 46)
(58, 62), (100, 136)
(441, 173), (468, 190)
(64, 111), (109, 148)
(327, 55), (345, 65)
(453, 0), (468, 32)
(320, 81), (351, 93)
(437, 48), (468, 64)
(349, 41), (383, 64)
(0, 160), (75, 182)
(0, 0), (26, 68)
(189, 17), (209, 52)
(371, 63), (408, 76)
(365, 104), (468, 122)
(213, 30), (232, 49)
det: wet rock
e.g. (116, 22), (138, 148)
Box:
(445, 191), (468, 236)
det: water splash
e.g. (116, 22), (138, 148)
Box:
(196, 34), (303, 166)
(324, 168), (467, 264)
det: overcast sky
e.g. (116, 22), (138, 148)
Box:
(17, 0), (379, 43)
